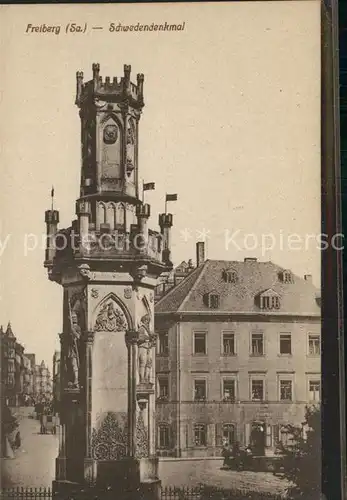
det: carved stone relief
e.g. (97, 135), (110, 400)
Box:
(91, 411), (128, 460)
(64, 288), (86, 389)
(135, 412), (148, 459)
(94, 297), (128, 332)
(137, 312), (156, 384)
(103, 124), (118, 145)
(126, 117), (136, 178)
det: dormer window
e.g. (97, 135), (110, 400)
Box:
(210, 294), (220, 309)
(258, 289), (281, 310)
(281, 270), (293, 284)
(204, 293), (220, 309)
(223, 270), (238, 283)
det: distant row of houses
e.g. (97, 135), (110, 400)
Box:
(0, 322), (52, 406)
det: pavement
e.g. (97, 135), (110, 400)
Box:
(159, 460), (288, 494)
(1, 407), (58, 488)
(1, 408), (288, 494)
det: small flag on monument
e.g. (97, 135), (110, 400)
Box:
(51, 186), (55, 198)
(143, 182), (155, 191)
(165, 193), (178, 202)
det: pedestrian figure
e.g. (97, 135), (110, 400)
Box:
(244, 445), (253, 469)
(222, 439), (230, 467)
(14, 431), (21, 449)
(232, 441), (241, 470)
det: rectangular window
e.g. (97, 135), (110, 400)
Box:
(260, 296), (280, 310)
(222, 333), (235, 355)
(223, 424), (236, 445)
(223, 379), (236, 402)
(251, 333), (264, 356)
(158, 425), (170, 448)
(194, 424), (206, 446)
(309, 380), (320, 401)
(280, 380), (292, 401)
(308, 335), (320, 355)
(194, 332), (206, 354)
(280, 334), (292, 355)
(251, 379), (264, 400)
(158, 332), (169, 355)
(158, 378), (169, 400)
(194, 380), (207, 401)
(7, 374), (14, 388)
(7, 360), (15, 373)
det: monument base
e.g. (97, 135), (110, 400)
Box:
(53, 457), (161, 500)
(55, 457), (67, 480)
(52, 479), (82, 499)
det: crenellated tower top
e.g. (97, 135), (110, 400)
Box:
(44, 63), (174, 284)
(76, 63), (145, 204)
(75, 63), (144, 109)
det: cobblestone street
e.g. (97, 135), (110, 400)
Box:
(1, 408), (58, 488)
(159, 459), (289, 495)
(1, 409), (288, 495)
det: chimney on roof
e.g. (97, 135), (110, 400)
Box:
(304, 274), (312, 283)
(244, 257), (257, 263)
(196, 242), (205, 267)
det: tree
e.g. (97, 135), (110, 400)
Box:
(1, 401), (19, 457)
(279, 405), (321, 499)
(1, 402), (19, 436)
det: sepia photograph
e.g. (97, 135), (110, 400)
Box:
(0, 2), (326, 499)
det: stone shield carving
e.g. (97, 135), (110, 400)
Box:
(103, 124), (118, 145)
(94, 298), (128, 332)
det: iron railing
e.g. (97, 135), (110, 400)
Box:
(0, 486), (287, 500)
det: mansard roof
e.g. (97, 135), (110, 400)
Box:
(155, 260), (320, 317)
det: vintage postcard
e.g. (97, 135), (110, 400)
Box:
(0, 2), (326, 499)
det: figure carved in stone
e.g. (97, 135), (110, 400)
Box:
(94, 300), (127, 332)
(127, 119), (135, 145)
(137, 314), (156, 384)
(67, 304), (81, 388)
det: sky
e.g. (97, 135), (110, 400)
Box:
(0, 1), (321, 369)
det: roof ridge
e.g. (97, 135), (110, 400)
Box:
(155, 264), (204, 308)
(177, 260), (209, 312)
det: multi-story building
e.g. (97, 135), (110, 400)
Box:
(34, 360), (53, 402)
(154, 243), (321, 458)
(0, 326), (48, 407)
(52, 350), (61, 413)
(14, 341), (25, 405)
(22, 354), (34, 404)
(0, 323), (17, 406)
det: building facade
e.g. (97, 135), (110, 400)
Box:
(0, 324), (17, 406)
(22, 354), (34, 403)
(34, 361), (53, 402)
(154, 245), (321, 458)
(52, 350), (61, 413)
(0, 324), (38, 406)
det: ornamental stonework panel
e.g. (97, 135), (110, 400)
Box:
(94, 297), (128, 332)
(135, 413), (149, 459)
(91, 411), (128, 460)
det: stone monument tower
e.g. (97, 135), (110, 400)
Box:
(44, 63), (173, 499)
